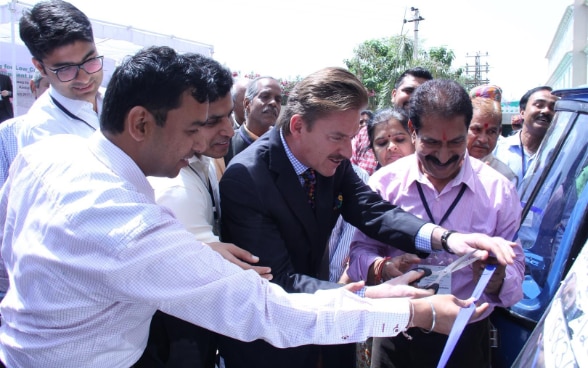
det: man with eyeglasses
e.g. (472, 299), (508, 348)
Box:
(14, 0), (104, 151)
(0, 0), (105, 299)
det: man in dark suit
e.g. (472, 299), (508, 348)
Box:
(218, 67), (517, 368)
(0, 73), (14, 123)
(224, 76), (282, 164)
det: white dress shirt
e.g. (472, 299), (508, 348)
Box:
(0, 117), (21, 188)
(149, 155), (220, 243)
(16, 85), (104, 148)
(493, 130), (534, 191)
(0, 132), (411, 368)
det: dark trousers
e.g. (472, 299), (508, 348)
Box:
(133, 311), (217, 368)
(219, 335), (356, 368)
(371, 318), (490, 368)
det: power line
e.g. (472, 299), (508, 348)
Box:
(465, 52), (490, 89)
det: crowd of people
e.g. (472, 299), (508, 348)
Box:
(0, 1), (563, 368)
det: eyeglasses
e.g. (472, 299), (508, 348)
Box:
(43, 56), (104, 82)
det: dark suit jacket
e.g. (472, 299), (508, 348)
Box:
(218, 128), (427, 368)
(223, 124), (256, 165)
(0, 74), (14, 123)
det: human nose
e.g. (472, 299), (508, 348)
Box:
(477, 132), (489, 144)
(342, 139), (353, 159)
(387, 141), (398, 151)
(191, 133), (205, 153)
(437, 144), (452, 163)
(542, 104), (555, 119)
(222, 117), (235, 138)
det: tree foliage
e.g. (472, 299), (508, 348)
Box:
(344, 36), (471, 110)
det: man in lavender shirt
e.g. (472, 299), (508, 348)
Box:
(348, 79), (525, 368)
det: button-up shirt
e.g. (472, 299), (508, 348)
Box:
(0, 132), (412, 368)
(348, 153), (525, 320)
(149, 155), (221, 243)
(493, 130), (534, 191)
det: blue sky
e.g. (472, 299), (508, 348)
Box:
(18, 0), (572, 101)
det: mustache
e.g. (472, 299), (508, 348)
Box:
(328, 154), (347, 161)
(472, 142), (490, 150)
(425, 155), (460, 167)
(262, 106), (278, 115)
(537, 113), (553, 123)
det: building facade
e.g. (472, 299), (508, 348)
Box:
(546, 0), (588, 90)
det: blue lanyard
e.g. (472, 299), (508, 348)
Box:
(519, 133), (527, 176)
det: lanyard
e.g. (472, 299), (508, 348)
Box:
(519, 132), (527, 176)
(188, 164), (219, 222)
(416, 182), (467, 227)
(50, 95), (96, 131)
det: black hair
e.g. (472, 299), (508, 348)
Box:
(361, 109), (374, 120)
(409, 79), (473, 131)
(519, 86), (553, 111)
(19, 0), (94, 61)
(394, 67), (433, 89)
(367, 108), (408, 149)
(100, 46), (210, 134)
(183, 53), (233, 103)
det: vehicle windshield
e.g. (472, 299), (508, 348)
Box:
(514, 109), (588, 321)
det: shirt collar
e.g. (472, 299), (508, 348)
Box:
(279, 129), (309, 176)
(242, 123), (260, 141)
(88, 131), (155, 201)
(48, 85), (105, 116)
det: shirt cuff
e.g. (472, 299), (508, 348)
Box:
(354, 287), (367, 298)
(415, 223), (437, 253)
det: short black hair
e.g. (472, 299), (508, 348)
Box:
(519, 86), (553, 111)
(361, 109), (374, 120)
(183, 53), (233, 103)
(409, 79), (472, 131)
(394, 67), (433, 89)
(19, 0), (94, 61)
(100, 46), (210, 134)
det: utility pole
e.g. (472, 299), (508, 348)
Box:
(404, 7), (424, 59)
(465, 52), (490, 89)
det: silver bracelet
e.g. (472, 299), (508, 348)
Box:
(402, 300), (415, 340)
(421, 298), (436, 334)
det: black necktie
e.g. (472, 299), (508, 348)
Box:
(301, 168), (316, 210)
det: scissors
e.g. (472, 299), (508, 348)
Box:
(419, 250), (481, 289)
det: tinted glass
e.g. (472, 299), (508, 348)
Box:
(515, 110), (588, 320)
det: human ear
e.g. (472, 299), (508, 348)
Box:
(289, 114), (305, 137)
(127, 106), (150, 142)
(408, 120), (417, 144)
(31, 58), (46, 77)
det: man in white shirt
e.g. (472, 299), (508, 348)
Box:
(16, 0), (104, 148)
(0, 45), (494, 368)
(144, 55), (270, 368)
(494, 86), (558, 189)
(0, 72), (50, 188)
(0, 0), (106, 297)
